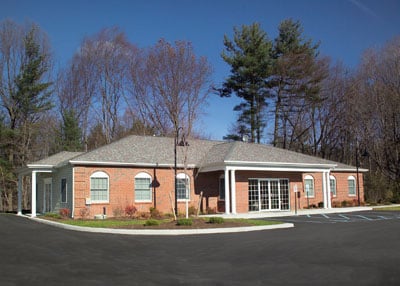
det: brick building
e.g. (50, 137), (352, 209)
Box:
(17, 135), (367, 218)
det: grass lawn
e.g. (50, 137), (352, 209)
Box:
(43, 216), (283, 229)
(373, 206), (400, 211)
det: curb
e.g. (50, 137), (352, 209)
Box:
(30, 216), (294, 236)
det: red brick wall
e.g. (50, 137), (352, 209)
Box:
(72, 166), (365, 218)
(330, 171), (364, 207)
(73, 166), (205, 218)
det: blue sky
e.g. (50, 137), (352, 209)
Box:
(2, 0), (400, 140)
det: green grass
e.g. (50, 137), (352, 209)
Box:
(44, 217), (284, 228)
(373, 206), (400, 211)
(60, 219), (169, 228)
(225, 219), (283, 226)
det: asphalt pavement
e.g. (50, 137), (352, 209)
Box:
(1, 211), (399, 285)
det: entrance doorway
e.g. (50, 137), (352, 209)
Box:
(43, 179), (52, 213)
(249, 179), (290, 211)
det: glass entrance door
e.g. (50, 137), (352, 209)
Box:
(44, 181), (52, 213)
(248, 179), (289, 211)
(270, 180), (280, 210)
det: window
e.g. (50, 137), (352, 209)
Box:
(330, 175), (336, 197)
(304, 175), (315, 198)
(135, 172), (152, 202)
(90, 171), (109, 202)
(61, 178), (67, 203)
(219, 175), (225, 200)
(177, 173), (190, 200)
(348, 176), (356, 196)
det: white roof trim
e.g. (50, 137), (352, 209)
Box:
(69, 160), (196, 169)
(223, 160), (336, 169)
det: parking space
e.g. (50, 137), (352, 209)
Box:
(265, 211), (400, 224)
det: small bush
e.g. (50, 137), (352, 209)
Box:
(206, 207), (217, 214)
(144, 219), (160, 226)
(150, 207), (162, 219)
(79, 207), (90, 219)
(125, 205), (137, 218)
(188, 206), (197, 216)
(176, 218), (193, 226)
(112, 206), (124, 218)
(59, 208), (70, 218)
(208, 217), (224, 224)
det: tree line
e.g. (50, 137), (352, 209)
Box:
(218, 20), (400, 204)
(0, 18), (399, 211)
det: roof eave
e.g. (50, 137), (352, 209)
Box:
(69, 160), (196, 169)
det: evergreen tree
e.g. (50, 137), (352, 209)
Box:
(271, 19), (327, 149)
(59, 109), (82, 152)
(13, 27), (53, 128)
(218, 23), (273, 143)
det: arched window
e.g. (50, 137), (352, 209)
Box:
(348, 175), (356, 196)
(177, 173), (190, 201)
(330, 175), (336, 197)
(90, 171), (109, 202)
(304, 175), (315, 198)
(135, 172), (152, 202)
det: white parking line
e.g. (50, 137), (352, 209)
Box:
(339, 214), (350, 220)
(356, 215), (373, 221)
(321, 214), (330, 219)
(377, 216), (389, 220)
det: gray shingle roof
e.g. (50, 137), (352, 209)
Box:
(27, 135), (361, 171)
(70, 135), (221, 167)
(27, 151), (84, 168)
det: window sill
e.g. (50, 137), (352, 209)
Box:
(135, 200), (152, 203)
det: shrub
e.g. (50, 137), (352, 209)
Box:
(188, 206), (197, 216)
(79, 207), (90, 219)
(176, 218), (193, 226)
(206, 207), (217, 214)
(318, 202), (324, 208)
(208, 217), (224, 224)
(144, 219), (160, 226)
(150, 207), (162, 219)
(59, 208), (70, 218)
(125, 205), (137, 218)
(112, 206), (124, 218)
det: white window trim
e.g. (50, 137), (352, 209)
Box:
(134, 172), (152, 203)
(304, 175), (315, 198)
(177, 173), (190, 201)
(90, 171), (109, 203)
(348, 175), (357, 197)
(329, 175), (337, 197)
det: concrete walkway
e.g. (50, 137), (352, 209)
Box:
(25, 206), (383, 236)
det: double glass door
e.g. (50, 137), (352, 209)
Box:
(249, 179), (289, 211)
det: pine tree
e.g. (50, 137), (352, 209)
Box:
(218, 23), (273, 143)
(59, 109), (82, 152)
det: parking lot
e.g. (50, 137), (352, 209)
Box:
(266, 210), (400, 224)
(1, 211), (399, 285)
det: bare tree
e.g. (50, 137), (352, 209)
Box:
(354, 37), (400, 201)
(129, 39), (212, 137)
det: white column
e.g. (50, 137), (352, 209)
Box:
(322, 171), (328, 209)
(224, 168), (230, 214)
(17, 174), (22, 215)
(31, 171), (37, 218)
(326, 171), (332, 209)
(230, 170), (237, 214)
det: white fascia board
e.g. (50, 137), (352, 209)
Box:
(224, 160), (336, 170)
(69, 160), (196, 169)
(333, 167), (369, 172)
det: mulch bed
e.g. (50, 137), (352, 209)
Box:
(112, 219), (252, 229)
